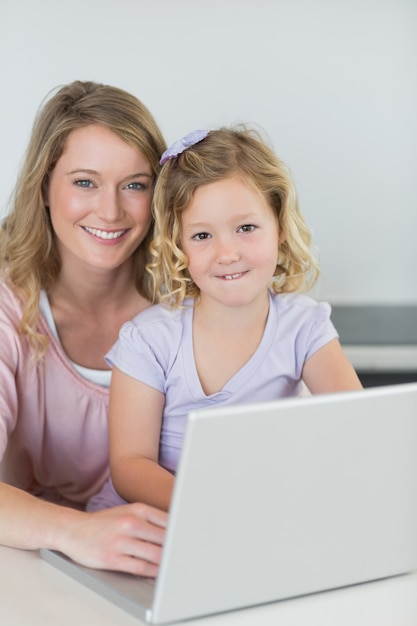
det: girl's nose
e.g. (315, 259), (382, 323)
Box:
(215, 237), (240, 263)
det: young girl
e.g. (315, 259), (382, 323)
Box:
(107, 126), (362, 512)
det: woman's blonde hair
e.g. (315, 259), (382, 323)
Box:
(148, 126), (319, 307)
(0, 80), (166, 355)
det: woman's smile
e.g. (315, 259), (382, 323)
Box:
(82, 226), (130, 242)
(47, 124), (154, 272)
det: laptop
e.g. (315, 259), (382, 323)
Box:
(41, 382), (417, 624)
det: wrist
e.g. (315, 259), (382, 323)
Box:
(45, 503), (87, 552)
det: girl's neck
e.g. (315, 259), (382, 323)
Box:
(191, 291), (271, 396)
(194, 291), (270, 334)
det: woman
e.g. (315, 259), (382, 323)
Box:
(0, 80), (167, 576)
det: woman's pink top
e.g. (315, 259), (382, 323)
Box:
(0, 280), (110, 508)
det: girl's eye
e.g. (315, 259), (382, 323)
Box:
(239, 224), (256, 233)
(192, 232), (211, 241)
(74, 178), (94, 188)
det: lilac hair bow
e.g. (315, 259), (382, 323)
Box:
(159, 129), (209, 165)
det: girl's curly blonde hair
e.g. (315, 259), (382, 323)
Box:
(0, 80), (166, 357)
(148, 126), (319, 308)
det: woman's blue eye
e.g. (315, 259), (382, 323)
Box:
(75, 179), (93, 187)
(126, 181), (145, 190)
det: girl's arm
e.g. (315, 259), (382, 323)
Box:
(302, 338), (363, 394)
(0, 480), (167, 576)
(109, 366), (173, 512)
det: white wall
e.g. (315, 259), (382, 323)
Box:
(1, 0), (416, 304)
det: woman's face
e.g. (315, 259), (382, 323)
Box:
(47, 124), (154, 274)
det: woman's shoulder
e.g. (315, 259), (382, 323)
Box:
(0, 276), (24, 324)
(0, 278), (34, 372)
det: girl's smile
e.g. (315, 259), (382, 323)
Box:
(180, 175), (279, 309)
(220, 271), (247, 280)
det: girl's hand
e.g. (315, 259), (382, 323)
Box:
(54, 502), (167, 577)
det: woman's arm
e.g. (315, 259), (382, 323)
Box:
(302, 338), (363, 394)
(109, 366), (174, 512)
(0, 480), (167, 576)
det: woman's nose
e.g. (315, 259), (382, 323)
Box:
(96, 188), (123, 222)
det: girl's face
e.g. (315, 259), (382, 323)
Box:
(180, 176), (279, 309)
(47, 124), (154, 274)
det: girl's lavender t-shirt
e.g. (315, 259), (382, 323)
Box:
(106, 291), (338, 475)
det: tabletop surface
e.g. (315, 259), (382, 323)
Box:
(2, 545), (417, 626)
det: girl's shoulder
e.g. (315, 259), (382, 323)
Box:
(129, 300), (192, 329)
(117, 300), (194, 356)
(108, 301), (194, 377)
(269, 291), (332, 325)
(271, 290), (330, 311)
(268, 291), (337, 358)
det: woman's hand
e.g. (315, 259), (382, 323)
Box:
(54, 502), (167, 577)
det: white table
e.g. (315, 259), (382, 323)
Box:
(2, 545), (417, 625)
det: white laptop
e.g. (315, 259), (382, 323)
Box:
(41, 382), (417, 624)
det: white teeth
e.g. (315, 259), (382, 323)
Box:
(224, 273), (242, 280)
(84, 227), (125, 240)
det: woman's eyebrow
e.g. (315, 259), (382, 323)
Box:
(66, 169), (153, 179)
(124, 172), (154, 180)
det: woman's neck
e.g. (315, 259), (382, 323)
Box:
(46, 259), (150, 369)
(49, 259), (139, 314)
